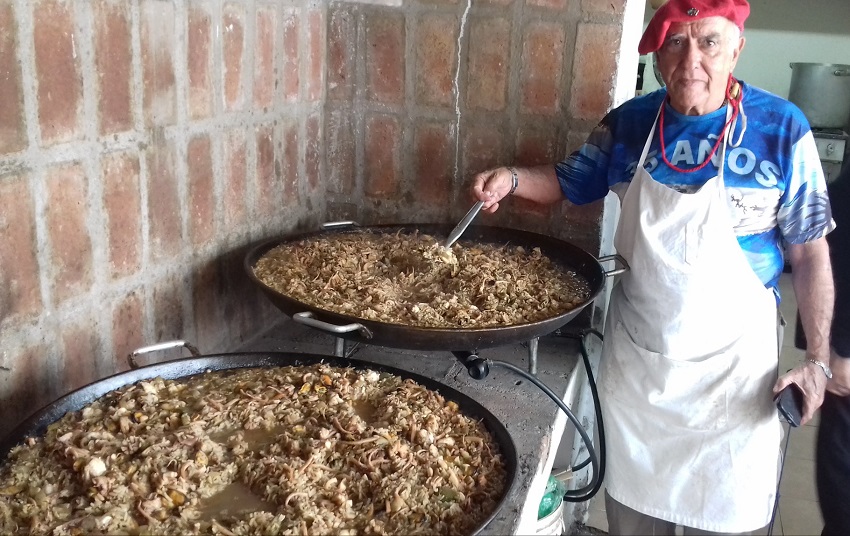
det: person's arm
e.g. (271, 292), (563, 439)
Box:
(773, 238), (834, 424)
(471, 165), (564, 214)
(471, 108), (622, 214)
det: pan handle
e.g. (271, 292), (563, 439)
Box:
(128, 340), (202, 369)
(597, 254), (629, 277)
(321, 221), (360, 230)
(293, 312), (373, 339)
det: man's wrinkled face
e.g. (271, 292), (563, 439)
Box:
(655, 16), (745, 116)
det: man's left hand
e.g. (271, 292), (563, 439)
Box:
(782, 238), (834, 424)
(774, 358), (828, 425)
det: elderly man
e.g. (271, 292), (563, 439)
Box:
(471, 0), (834, 533)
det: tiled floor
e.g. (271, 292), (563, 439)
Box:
(585, 273), (825, 535)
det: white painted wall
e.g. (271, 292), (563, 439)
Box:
(639, 0), (850, 99)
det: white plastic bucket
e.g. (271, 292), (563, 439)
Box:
(536, 497), (566, 535)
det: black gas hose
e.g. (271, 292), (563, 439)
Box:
(473, 329), (605, 502)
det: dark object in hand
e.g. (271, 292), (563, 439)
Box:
(775, 383), (804, 427)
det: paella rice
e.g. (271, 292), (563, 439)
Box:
(0, 364), (507, 535)
(253, 230), (591, 328)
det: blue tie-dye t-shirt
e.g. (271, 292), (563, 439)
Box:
(555, 81), (835, 298)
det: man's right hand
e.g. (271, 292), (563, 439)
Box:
(471, 167), (513, 214)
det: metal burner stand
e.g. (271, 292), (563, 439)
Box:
(331, 335), (542, 376)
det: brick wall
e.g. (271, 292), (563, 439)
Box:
(0, 0), (627, 436)
(0, 0), (326, 435)
(325, 0), (626, 245)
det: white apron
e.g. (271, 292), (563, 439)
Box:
(599, 103), (781, 533)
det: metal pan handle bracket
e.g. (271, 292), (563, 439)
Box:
(597, 254), (629, 277)
(129, 340), (202, 369)
(293, 312), (373, 339)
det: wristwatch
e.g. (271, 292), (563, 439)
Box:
(807, 358), (833, 379)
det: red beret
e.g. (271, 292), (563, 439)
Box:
(638, 0), (750, 54)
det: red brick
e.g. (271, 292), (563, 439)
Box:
(222, 3), (245, 111)
(187, 134), (215, 247)
(466, 16), (510, 112)
(415, 14), (456, 107)
(561, 197), (604, 249)
(0, 174), (41, 322)
(463, 123), (507, 179)
(305, 114), (320, 191)
(516, 123), (559, 166)
(45, 163), (93, 305)
(582, 0), (627, 15)
(282, 8), (300, 103)
(306, 9), (324, 102)
(0, 344), (53, 432)
(61, 322), (99, 392)
(253, 6), (276, 110)
(223, 128), (247, 229)
(364, 114), (400, 198)
(365, 13), (404, 105)
(111, 290), (144, 373)
(327, 8), (354, 102)
(512, 122), (559, 220)
(571, 22), (620, 120)
(93, 0), (132, 135)
(282, 119), (299, 201)
(187, 2), (213, 119)
(153, 273), (185, 344)
(146, 139), (182, 262)
(0, 4), (26, 154)
(33, 0), (82, 145)
(563, 197), (603, 224)
(102, 151), (141, 280)
(528, 0), (568, 9)
(567, 129), (592, 154)
(414, 123), (453, 205)
(520, 21), (565, 116)
(255, 125), (277, 218)
(192, 260), (225, 353)
(140, 0), (177, 126)
(326, 109), (355, 194)
(513, 195), (555, 218)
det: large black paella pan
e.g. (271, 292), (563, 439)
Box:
(244, 223), (625, 351)
(0, 349), (519, 535)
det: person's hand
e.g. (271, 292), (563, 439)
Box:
(471, 167), (513, 214)
(827, 352), (850, 397)
(773, 357), (828, 425)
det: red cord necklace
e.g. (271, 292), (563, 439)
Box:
(659, 77), (742, 173)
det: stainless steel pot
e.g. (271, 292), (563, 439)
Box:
(788, 63), (850, 129)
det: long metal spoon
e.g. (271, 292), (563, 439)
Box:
(444, 200), (485, 248)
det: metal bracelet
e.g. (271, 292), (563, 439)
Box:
(807, 358), (833, 379)
(507, 166), (519, 195)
